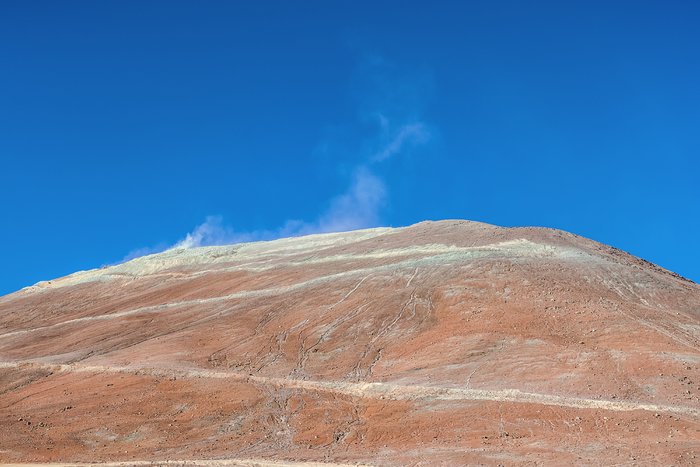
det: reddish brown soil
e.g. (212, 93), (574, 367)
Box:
(1, 220), (699, 465)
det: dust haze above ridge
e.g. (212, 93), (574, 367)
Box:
(121, 57), (434, 263)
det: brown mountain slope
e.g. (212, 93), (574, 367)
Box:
(1, 220), (699, 465)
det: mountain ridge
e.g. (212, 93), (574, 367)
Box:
(9, 220), (694, 296)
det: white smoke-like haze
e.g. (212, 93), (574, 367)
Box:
(120, 58), (433, 260)
(167, 166), (387, 251)
(370, 118), (431, 163)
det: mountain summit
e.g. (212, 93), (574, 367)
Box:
(1, 220), (699, 465)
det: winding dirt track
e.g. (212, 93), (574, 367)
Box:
(1, 220), (700, 465)
(1, 360), (698, 417)
(10, 461), (366, 467)
(5, 461), (365, 467)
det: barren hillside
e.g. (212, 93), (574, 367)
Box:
(1, 220), (699, 465)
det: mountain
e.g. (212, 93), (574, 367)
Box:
(1, 220), (699, 465)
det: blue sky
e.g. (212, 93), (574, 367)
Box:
(1, 1), (699, 295)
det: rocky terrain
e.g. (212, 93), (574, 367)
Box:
(1, 220), (699, 465)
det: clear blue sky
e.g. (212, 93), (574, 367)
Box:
(2, 1), (699, 295)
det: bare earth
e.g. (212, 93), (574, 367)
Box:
(1, 220), (699, 465)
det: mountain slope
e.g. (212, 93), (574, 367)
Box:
(1, 220), (699, 465)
